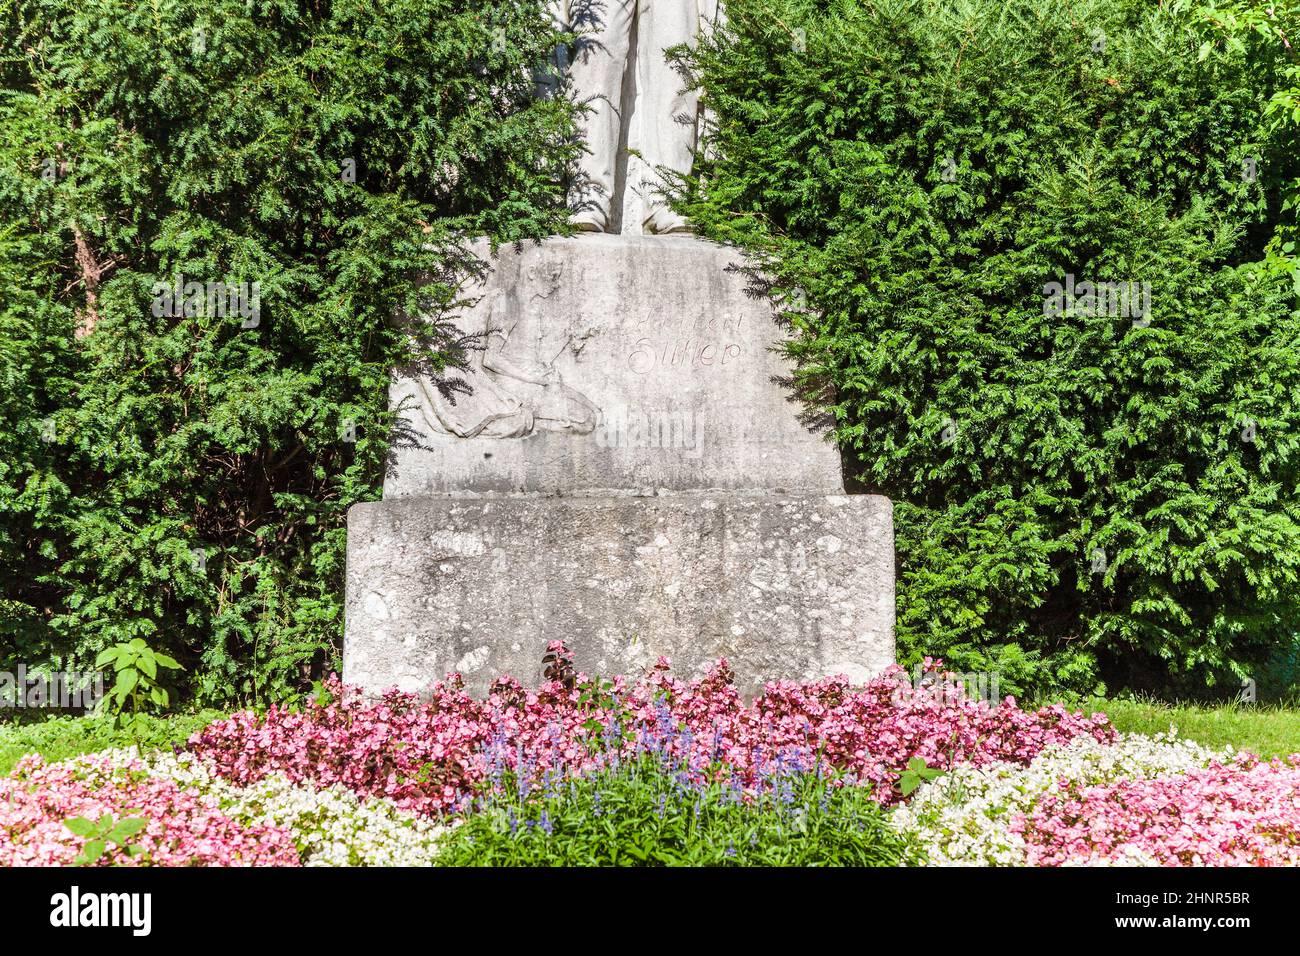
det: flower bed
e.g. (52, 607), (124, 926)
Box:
(1015, 757), (1300, 867)
(186, 654), (1115, 816)
(0, 754), (300, 867)
(0, 748), (449, 867)
(110, 749), (450, 866)
(890, 733), (1239, 865)
(893, 732), (1300, 866)
(4, 650), (1295, 867)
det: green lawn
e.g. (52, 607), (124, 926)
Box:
(0, 711), (225, 776)
(1084, 698), (1300, 759)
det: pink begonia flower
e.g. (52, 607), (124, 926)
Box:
(186, 653), (1115, 816)
(0, 754), (299, 867)
(1013, 756), (1300, 866)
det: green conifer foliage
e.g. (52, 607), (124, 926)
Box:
(672, 0), (1300, 696)
(0, 0), (580, 705)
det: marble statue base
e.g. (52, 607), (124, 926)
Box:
(385, 235), (843, 497)
(343, 233), (897, 697)
(342, 493), (896, 698)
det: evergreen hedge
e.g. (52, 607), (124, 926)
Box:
(672, 0), (1300, 696)
(0, 0), (579, 705)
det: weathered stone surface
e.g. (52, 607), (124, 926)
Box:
(385, 234), (842, 497)
(343, 493), (895, 698)
(345, 231), (897, 697)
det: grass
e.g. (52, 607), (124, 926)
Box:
(0, 711), (225, 775)
(1083, 697), (1300, 759)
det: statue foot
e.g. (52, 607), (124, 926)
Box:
(642, 206), (692, 235)
(570, 209), (608, 233)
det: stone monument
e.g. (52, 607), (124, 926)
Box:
(342, 1), (895, 697)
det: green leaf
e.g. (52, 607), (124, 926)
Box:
(80, 840), (107, 864)
(64, 816), (96, 838)
(108, 818), (147, 843)
(113, 669), (139, 697)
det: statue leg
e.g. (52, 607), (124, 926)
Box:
(637, 0), (700, 234)
(564, 0), (637, 231)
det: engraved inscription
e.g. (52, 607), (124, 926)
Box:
(628, 337), (742, 375)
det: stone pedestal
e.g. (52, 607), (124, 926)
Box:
(384, 234), (841, 496)
(343, 235), (895, 696)
(344, 494), (894, 698)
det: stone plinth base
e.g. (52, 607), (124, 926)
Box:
(343, 494), (895, 698)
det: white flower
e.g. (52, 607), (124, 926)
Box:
(890, 731), (1237, 866)
(99, 748), (452, 866)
